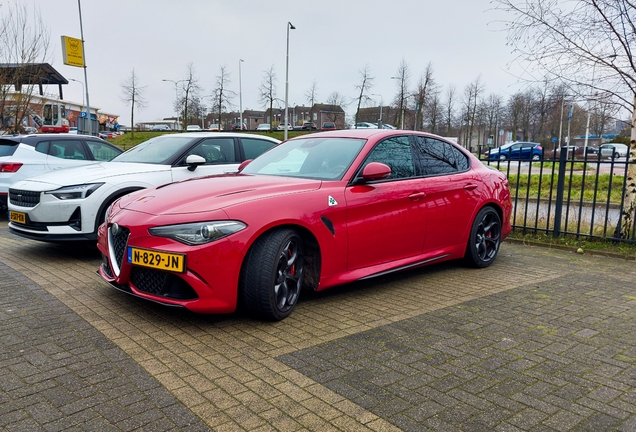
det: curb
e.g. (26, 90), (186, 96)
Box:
(505, 237), (636, 261)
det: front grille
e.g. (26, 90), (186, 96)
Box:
(130, 267), (198, 300)
(111, 226), (130, 269)
(131, 267), (168, 295)
(9, 189), (40, 207)
(101, 254), (113, 278)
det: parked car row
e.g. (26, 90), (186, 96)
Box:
(1, 134), (123, 212)
(482, 142), (628, 161)
(4, 129), (513, 321)
(7, 132), (280, 241)
(98, 131), (124, 139)
(483, 142), (544, 161)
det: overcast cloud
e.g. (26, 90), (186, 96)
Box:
(16, 0), (526, 125)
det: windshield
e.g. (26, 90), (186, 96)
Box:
(111, 135), (194, 164)
(241, 137), (366, 180)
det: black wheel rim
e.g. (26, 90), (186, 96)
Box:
(274, 238), (303, 313)
(475, 212), (501, 263)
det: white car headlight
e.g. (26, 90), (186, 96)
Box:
(46, 183), (104, 200)
(148, 221), (247, 245)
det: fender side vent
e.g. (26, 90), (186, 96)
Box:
(321, 216), (335, 235)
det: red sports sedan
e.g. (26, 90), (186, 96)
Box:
(97, 130), (512, 320)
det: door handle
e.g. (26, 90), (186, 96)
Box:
(408, 191), (426, 200)
(463, 184), (478, 191)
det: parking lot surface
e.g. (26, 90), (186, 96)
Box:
(1, 216), (636, 431)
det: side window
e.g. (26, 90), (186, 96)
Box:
(184, 138), (236, 164)
(53, 140), (89, 160)
(85, 140), (121, 161)
(34, 141), (50, 155)
(412, 136), (469, 176)
(241, 138), (276, 160)
(364, 136), (414, 179)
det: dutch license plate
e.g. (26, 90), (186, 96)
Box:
(127, 247), (186, 273)
(9, 211), (26, 224)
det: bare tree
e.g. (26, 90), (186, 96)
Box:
(120, 69), (146, 139)
(352, 65), (374, 126)
(424, 92), (442, 134)
(482, 93), (504, 147)
(258, 65), (277, 130)
(413, 62), (438, 131)
(591, 96), (620, 139)
(461, 76), (484, 150)
(304, 79), (318, 122)
(0, 1), (50, 133)
(443, 85), (457, 136)
(494, 0), (636, 238)
(175, 63), (202, 130)
(210, 65), (236, 130)
(325, 91), (348, 125)
(392, 59), (411, 129)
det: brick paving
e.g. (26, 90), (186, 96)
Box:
(0, 257), (207, 431)
(1, 215), (636, 431)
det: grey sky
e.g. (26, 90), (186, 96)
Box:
(21, 0), (525, 125)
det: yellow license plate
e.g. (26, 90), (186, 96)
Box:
(127, 247), (186, 273)
(9, 211), (26, 224)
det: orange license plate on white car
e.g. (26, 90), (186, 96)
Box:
(9, 211), (26, 224)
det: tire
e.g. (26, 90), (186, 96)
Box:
(499, 154), (507, 161)
(464, 207), (502, 268)
(240, 228), (305, 320)
(531, 154), (541, 161)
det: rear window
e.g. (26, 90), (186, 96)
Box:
(0, 139), (19, 157)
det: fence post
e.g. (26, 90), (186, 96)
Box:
(552, 149), (568, 238)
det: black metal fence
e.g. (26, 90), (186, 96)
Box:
(477, 144), (636, 243)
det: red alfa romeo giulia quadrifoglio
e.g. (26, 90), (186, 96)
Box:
(97, 130), (512, 320)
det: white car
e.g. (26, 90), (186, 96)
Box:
(351, 122), (379, 129)
(256, 124), (271, 131)
(8, 132), (280, 242)
(1, 134), (122, 212)
(277, 123), (293, 131)
(186, 125), (202, 131)
(600, 143), (629, 158)
(151, 124), (171, 131)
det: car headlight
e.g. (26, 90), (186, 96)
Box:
(46, 183), (104, 200)
(148, 220), (247, 245)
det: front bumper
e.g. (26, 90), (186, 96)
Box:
(96, 220), (245, 314)
(8, 188), (102, 241)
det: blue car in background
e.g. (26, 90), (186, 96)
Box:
(484, 141), (543, 161)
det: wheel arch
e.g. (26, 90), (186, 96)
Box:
(240, 223), (322, 292)
(93, 187), (147, 232)
(463, 202), (505, 249)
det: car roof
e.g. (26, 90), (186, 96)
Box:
(176, 131), (280, 142)
(0, 133), (107, 144)
(286, 129), (455, 141)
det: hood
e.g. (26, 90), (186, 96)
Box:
(121, 174), (322, 215)
(10, 162), (170, 189)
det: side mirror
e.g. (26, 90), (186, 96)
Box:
(360, 162), (391, 181)
(185, 154), (206, 171)
(238, 159), (253, 172)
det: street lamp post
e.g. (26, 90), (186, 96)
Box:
(162, 79), (186, 130)
(390, 76), (405, 129)
(284, 22), (295, 140)
(77, 0), (91, 135)
(69, 78), (85, 108)
(239, 59), (244, 130)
